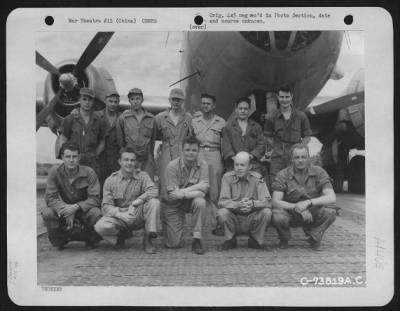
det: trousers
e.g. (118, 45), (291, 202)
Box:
(272, 206), (336, 242)
(41, 207), (102, 248)
(162, 197), (206, 248)
(94, 198), (160, 245)
(218, 208), (272, 245)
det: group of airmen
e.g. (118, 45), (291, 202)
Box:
(42, 85), (337, 255)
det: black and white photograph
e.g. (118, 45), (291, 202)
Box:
(7, 7), (393, 306)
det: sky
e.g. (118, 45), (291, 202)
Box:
(36, 31), (364, 163)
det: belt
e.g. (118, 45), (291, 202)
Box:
(201, 146), (220, 151)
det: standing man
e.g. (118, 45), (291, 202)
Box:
(60, 87), (106, 181)
(192, 93), (226, 236)
(155, 88), (193, 197)
(271, 144), (336, 250)
(42, 142), (102, 250)
(222, 97), (266, 175)
(98, 91), (121, 185)
(264, 86), (312, 186)
(217, 152), (272, 250)
(116, 88), (157, 179)
(94, 147), (160, 253)
(162, 136), (209, 255)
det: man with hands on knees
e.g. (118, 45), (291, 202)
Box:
(162, 136), (209, 255)
(94, 147), (160, 254)
(217, 151), (272, 251)
(42, 142), (102, 250)
(271, 143), (336, 251)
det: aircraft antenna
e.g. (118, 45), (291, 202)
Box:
(169, 70), (200, 87)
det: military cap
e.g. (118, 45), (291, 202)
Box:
(127, 88), (143, 97)
(169, 88), (185, 99)
(80, 87), (95, 98)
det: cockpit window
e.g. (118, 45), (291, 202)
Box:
(240, 31), (321, 52)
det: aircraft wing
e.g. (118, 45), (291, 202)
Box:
(306, 91), (364, 116)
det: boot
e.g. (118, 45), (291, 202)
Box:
(143, 232), (157, 254)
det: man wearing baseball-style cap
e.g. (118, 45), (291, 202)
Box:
(116, 87), (157, 179)
(60, 87), (106, 181)
(97, 91), (121, 185)
(155, 88), (193, 200)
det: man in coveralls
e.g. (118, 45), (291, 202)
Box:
(116, 88), (157, 179)
(60, 87), (106, 181)
(222, 97), (266, 175)
(264, 86), (312, 187)
(271, 143), (336, 250)
(42, 142), (102, 250)
(94, 147), (160, 253)
(162, 136), (209, 255)
(192, 93), (226, 236)
(155, 88), (193, 197)
(217, 152), (272, 251)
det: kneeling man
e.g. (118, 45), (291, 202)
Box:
(271, 143), (336, 250)
(218, 152), (272, 250)
(42, 142), (102, 250)
(95, 147), (160, 254)
(162, 136), (209, 255)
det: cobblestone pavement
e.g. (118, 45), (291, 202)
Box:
(37, 213), (366, 287)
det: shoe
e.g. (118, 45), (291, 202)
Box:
(192, 239), (205, 255)
(114, 236), (125, 250)
(143, 233), (157, 254)
(211, 224), (225, 236)
(248, 236), (270, 250)
(279, 240), (289, 249)
(308, 237), (322, 251)
(217, 236), (238, 251)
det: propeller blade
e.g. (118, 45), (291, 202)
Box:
(73, 32), (114, 76)
(306, 91), (364, 115)
(36, 89), (62, 131)
(36, 51), (61, 76)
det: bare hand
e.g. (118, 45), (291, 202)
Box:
(240, 205), (253, 213)
(301, 210), (313, 224)
(294, 200), (311, 214)
(118, 211), (135, 225)
(169, 190), (185, 200)
(59, 204), (79, 217)
(65, 214), (75, 229)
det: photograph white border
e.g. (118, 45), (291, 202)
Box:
(7, 7), (394, 306)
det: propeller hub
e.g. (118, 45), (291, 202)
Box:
(59, 73), (78, 91)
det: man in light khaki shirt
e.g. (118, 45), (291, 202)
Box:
(192, 93), (226, 236)
(95, 147), (160, 254)
(218, 152), (272, 251)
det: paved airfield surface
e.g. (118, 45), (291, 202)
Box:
(37, 193), (366, 287)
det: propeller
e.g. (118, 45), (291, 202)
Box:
(36, 32), (114, 131)
(36, 51), (61, 76)
(306, 91), (364, 115)
(73, 32), (114, 76)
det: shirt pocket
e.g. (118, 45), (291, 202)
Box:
(141, 122), (154, 138)
(209, 128), (222, 143)
(162, 126), (173, 140)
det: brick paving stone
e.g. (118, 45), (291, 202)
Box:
(38, 217), (366, 287)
